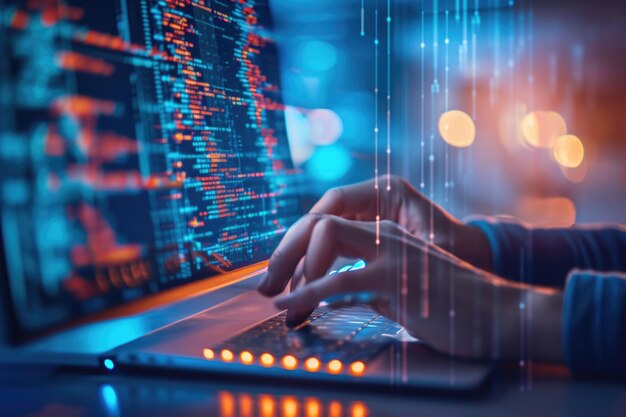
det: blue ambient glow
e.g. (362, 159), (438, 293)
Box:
(307, 145), (352, 182)
(299, 40), (338, 72)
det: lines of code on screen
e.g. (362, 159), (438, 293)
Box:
(0, 0), (301, 334)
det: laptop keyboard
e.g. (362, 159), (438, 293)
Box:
(208, 305), (400, 375)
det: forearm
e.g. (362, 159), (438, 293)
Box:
(484, 277), (563, 363)
(438, 220), (494, 272)
(496, 284), (564, 363)
(467, 218), (626, 286)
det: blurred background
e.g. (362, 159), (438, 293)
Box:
(271, 0), (626, 226)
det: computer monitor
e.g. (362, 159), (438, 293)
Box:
(0, 0), (302, 341)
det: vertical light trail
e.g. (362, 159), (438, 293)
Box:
(463, 0), (468, 69)
(386, 0), (391, 191)
(528, 7), (535, 115)
(444, 6), (455, 382)
(470, 0), (481, 370)
(472, 1), (479, 119)
(492, 0), (501, 107)
(420, 10), (425, 190)
(423, 0), (441, 320)
(429, 0), (439, 242)
(524, 1), (535, 390)
(444, 9), (450, 203)
(361, 0), (365, 36)
(374, 4), (380, 246)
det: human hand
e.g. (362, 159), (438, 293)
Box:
(257, 175), (491, 326)
(258, 215), (563, 361)
(306, 176), (492, 271)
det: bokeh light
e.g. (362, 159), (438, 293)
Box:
(307, 109), (343, 145)
(517, 196), (576, 227)
(561, 162), (588, 183)
(298, 40), (338, 72)
(438, 110), (476, 147)
(285, 105), (314, 165)
(521, 111), (567, 148)
(307, 145), (352, 182)
(498, 103), (528, 152)
(553, 134), (584, 168)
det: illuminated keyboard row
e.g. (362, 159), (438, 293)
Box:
(202, 348), (367, 376)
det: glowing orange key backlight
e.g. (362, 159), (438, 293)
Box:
(221, 349), (234, 362)
(282, 355), (298, 370)
(349, 361), (366, 376)
(260, 353), (275, 367)
(304, 357), (321, 372)
(240, 351), (254, 364)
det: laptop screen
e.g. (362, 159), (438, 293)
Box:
(0, 0), (302, 338)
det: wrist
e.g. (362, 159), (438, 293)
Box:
(440, 221), (493, 271)
(497, 286), (564, 363)
(528, 289), (564, 363)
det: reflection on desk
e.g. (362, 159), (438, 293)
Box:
(217, 391), (367, 417)
(2, 364), (626, 417)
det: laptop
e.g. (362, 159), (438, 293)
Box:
(0, 0), (491, 392)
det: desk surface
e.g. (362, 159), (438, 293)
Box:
(0, 364), (624, 417)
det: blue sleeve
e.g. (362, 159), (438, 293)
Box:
(564, 271), (626, 377)
(467, 217), (626, 287)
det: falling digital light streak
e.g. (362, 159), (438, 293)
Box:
(386, 0), (391, 192)
(430, 0), (439, 242)
(374, 4), (380, 247)
(522, 3), (535, 391)
(420, 9), (426, 190)
(443, 5), (456, 383)
(361, 0), (365, 36)
(444, 9), (450, 203)
(471, 0), (480, 120)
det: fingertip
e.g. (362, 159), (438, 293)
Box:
(256, 275), (269, 294)
(257, 273), (284, 297)
(259, 284), (283, 297)
(285, 308), (314, 327)
(256, 280), (274, 297)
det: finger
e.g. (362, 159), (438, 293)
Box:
(275, 261), (384, 312)
(309, 179), (377, 218)
(289, 258), (306, 292)
(303, 217), (378, 281)
(258, 213), (325, 296)
(285, 259), (309, 326)
(286, 218), (378, 326)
